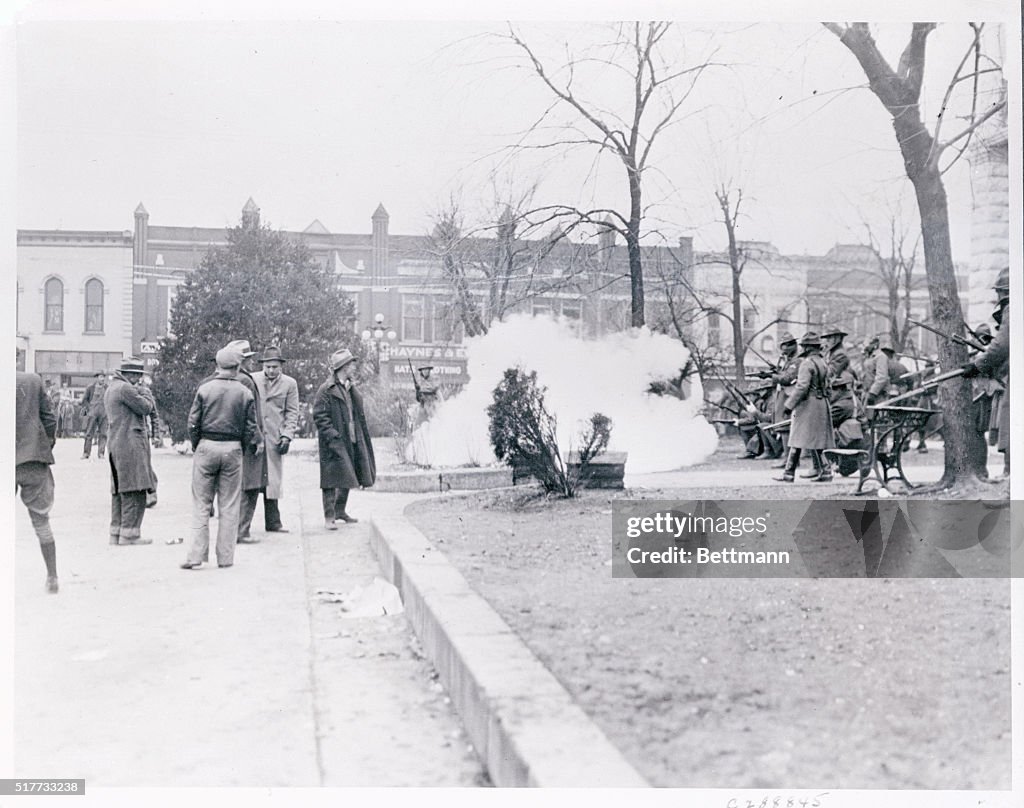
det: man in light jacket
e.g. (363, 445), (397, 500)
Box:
(250, 345), (300, 534)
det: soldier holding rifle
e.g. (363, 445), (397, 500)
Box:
(961, 267), (1010, 479)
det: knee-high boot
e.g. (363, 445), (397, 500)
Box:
(811, 449), (833, 482)
(774, 448), (801, 482)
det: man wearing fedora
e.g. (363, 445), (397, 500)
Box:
(250, 345), (300, 534)
(775, 332), (835, 483)
(80, 370), (109, 459)
(181, 347), (258, 570)
(221, 339), (268, 543)
(104, 357), (158, 545)
(313, 349), (376, 529)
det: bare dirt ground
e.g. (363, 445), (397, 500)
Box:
(406, 438), (1012, 789)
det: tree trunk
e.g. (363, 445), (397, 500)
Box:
(626, 163), (645, 328)
(900, 140), (984, 481)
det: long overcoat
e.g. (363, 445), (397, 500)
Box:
(785, 353), (835, 450)
(312, 377), (376, 490)
(253, 370), (300, 499)
(238, 369), (268, 491)
(104, 372), (157, 493)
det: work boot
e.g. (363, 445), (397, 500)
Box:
(773, 448), (800, 482)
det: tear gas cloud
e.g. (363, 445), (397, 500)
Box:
(406, 314), (718, 473)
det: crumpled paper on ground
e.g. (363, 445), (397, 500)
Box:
(317, 576), (405, 617)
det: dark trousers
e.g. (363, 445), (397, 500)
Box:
(110, 491), (147, 543)
(83, 416), (107, 457)
(238, 489), (283, 537)
(321, 488), (350, 521)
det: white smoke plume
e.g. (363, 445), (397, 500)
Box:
(406, 314), (718, 473)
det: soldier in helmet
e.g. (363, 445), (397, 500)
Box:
(962, 267), (1010, 478)
(766, 332), (799, 467)
(821, 326), (851, 380)
(775, 332), (835, 483)
(865, 335), (894, 405)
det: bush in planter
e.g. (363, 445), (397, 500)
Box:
(487, 367), (612, 497)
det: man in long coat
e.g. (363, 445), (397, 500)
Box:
(16, 370), (60, 593)
(775, 332), (835, 483)
(222, 340), (267, 543)
(104, 357), (157, 545)
(80, 370), (108, 459)
(251, 345), (300, 533)
(313, 349), (376, 529)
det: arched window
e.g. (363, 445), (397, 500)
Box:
(44, 277), (63, 331)
(85, 278), (104, 332)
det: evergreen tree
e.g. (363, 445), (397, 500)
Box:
(153, 218), (361, 442)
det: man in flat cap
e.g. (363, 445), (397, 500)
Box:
(250, 345), (300, 533)
(105, 357), (158, 545)
(313, 349), (376, 529)
(181, 347), (258, 569)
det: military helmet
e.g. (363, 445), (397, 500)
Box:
(993, 266), (1009, 304)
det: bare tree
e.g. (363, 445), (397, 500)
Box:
(823, 22), (1005, 486)
(425, 189), (595, 337)
(502, 22), (717, 327)
(865, 213), (922, 354)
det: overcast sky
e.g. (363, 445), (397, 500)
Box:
(10, 1), (1018, 261)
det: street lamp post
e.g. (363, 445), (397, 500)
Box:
(361, 313), (398, 376)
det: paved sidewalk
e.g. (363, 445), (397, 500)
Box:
(14, 439), (484, 787)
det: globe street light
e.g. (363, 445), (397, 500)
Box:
(361, 313), (397, 376)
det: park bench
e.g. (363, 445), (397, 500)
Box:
(826, 405), (940, 495)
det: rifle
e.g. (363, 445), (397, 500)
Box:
(871, 368), (966, 408)
(909, 319), (986, 353)
(407, 359), (423, 403)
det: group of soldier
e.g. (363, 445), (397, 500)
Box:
(726, 266), (1011, 485)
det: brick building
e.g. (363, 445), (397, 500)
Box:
(17, 197), (972, 394)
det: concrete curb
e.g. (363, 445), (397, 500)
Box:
(373, 467), (514, 494)
(369, 509), (650, 788)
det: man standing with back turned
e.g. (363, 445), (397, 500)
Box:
(181, 347), (258, 570)
(16, 369), (60, 593)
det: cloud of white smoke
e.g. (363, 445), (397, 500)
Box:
(406, 314), (718, 473)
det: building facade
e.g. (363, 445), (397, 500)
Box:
(16, 198), (973, 394)
(16, 229), (134, 389)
